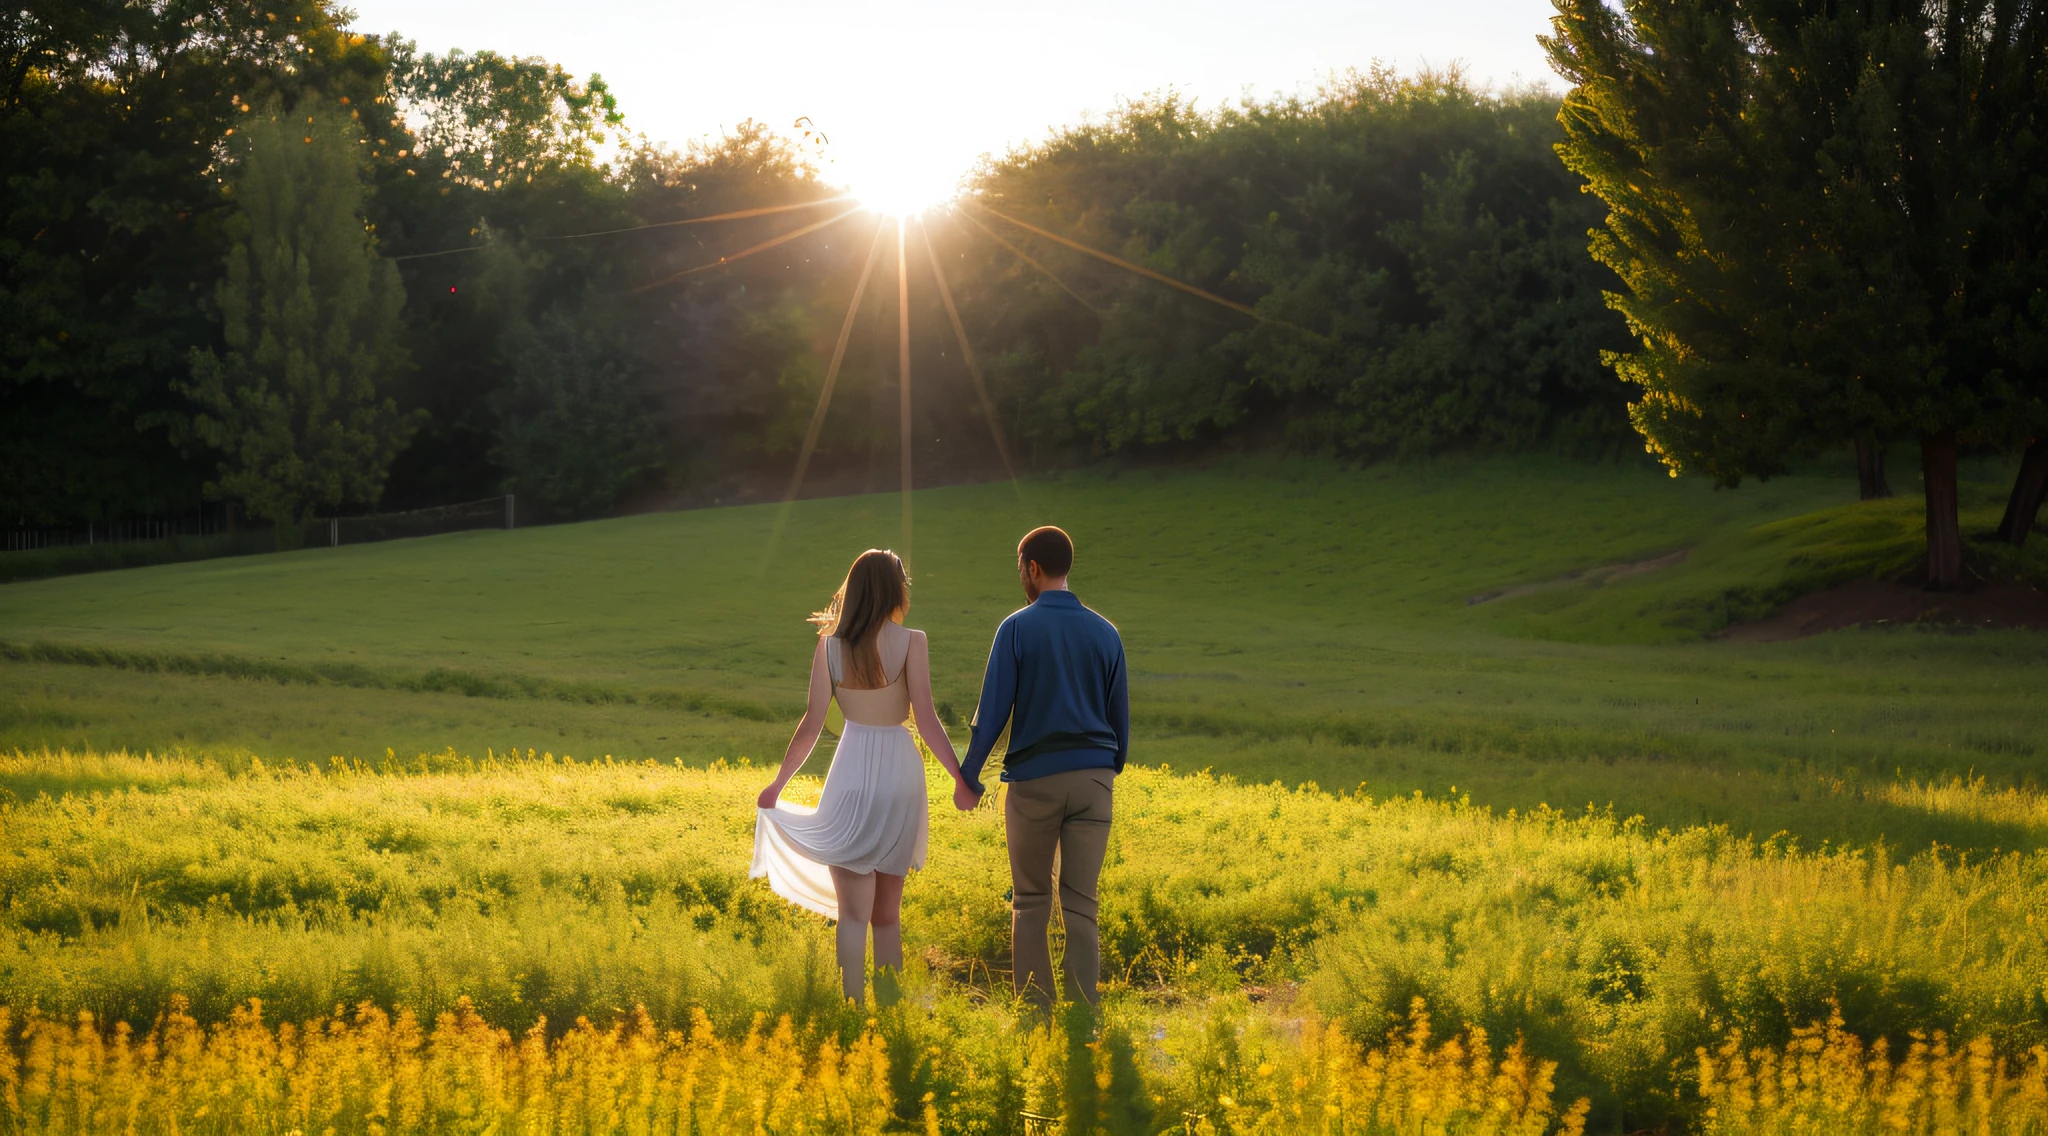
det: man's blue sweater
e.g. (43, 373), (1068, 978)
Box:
(960, 589), (1128, 794)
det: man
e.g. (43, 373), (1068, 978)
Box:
(959, 525), (1129, 1007)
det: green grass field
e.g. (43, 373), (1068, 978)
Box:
(6, 457), (2048, 1134)
(5, 748), (2047, 1133)
(4, 456), (2044, 851)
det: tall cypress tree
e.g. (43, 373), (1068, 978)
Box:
(183, 101), (421, 534)
(1547, 0), (2048, 587)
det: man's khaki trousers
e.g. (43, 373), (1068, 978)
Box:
(1004, 767), (1114, 1006)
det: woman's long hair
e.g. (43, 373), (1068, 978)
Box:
(809, 549), (909, 687)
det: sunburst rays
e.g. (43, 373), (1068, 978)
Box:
(399, 171), (1303, 564)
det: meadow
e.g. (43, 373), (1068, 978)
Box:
(6, 749), (2048, 1134)
(5, 456), (2048, 1134)
(6, 457), (2048, 849)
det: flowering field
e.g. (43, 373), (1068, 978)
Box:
(4, 748), (2046, 1133)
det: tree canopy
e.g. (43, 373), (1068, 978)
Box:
(951, 71), (1635, 464)
(181, 101), (419, 528)
(9, 31), (1645, 531)
(1547, 0), (2048, 582)
(1, 0), (395, 524)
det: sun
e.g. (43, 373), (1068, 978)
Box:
(830, 145), (962, 218)
(846, 166), (959, 217)
(855, 178), (953, 217)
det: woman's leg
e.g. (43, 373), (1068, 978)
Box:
(830, 866), (877, 1002)
(871, 871), (906, 973)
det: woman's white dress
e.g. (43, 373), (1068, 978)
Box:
(751, 625), (929, 919)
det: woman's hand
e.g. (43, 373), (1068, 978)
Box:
(757, 782), (782, 810)
(952, 780), (982, 812)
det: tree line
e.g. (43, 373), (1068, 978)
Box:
(3, 0), (1640, 536)
(7, 0), (2044, 579)
(4, 0), (839, 532)
(946, 69), (1637, 466)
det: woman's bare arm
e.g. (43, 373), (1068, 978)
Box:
(906, 630), (979, 809)
(758, 637), (833, 809)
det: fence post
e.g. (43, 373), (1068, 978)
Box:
(330, 517), (338, 547)
(506, 494), (516, 530)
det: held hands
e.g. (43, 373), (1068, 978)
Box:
(757, 781), (783, 810)
(952, 778), (983, 812)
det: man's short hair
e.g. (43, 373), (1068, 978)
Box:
(1018, 525), (1074, 578)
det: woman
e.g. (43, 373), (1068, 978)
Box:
(752, 548), (978, 1003)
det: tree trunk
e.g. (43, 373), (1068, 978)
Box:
(1855, 436), (1892, 499)
(1921, 432), (1963, 590)
(1994, 437), (2048, 547)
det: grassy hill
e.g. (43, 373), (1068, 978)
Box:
(4, 456), (2045, 852)
(7, 457), (2048, 1133)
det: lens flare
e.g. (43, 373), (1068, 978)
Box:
(832, 141), (960, 217)
(851, 176), (955, 217)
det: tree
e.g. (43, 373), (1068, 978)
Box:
(386, 40), (622, 192)
(959, 70), (1634, 463)
(490, 300), (661, 519)
(371, 40), (639, 508)
(1, 0), (398, 525)
(1998, 439), (2048, 546)
(182, 101), (420, 533)
(1547, 0), (2048, 587)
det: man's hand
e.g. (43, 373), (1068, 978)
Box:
(953, 780), (982, 812)
(757, 782), (782, 810)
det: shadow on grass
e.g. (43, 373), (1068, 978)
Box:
(1144, 736), (2048, 856)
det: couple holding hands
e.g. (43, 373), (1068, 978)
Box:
(751, 526), (1128, 1007)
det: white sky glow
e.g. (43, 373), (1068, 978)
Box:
(344, 0), (1562, 210)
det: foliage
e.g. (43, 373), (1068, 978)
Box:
(386, 39), (623, 192)
(1254, 150), (1626, 458)
(609, 131), (849, 487)
(1545, 0), (2048, 581)
(6, 746), (2048, 1130)
(1695, 1010), (2048, 1135)
(0, 981), (1624, 1136)
(958, 70), (1634, 461)
(11, 982), (2048, 1135)
(489, 301), (662, 519)
(0, 999), (894, 1135)
(4, 2), (843, 527)
(12, 23), (1647, 528)
(1545, 0), (1829, 486)
(380, 112), (837, 510)
(0, 0), (397, 525)
(180, 102), (421, 527)
(1193, 1004), (1593, 1136)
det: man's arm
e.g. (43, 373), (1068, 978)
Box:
(1107, 636), (1129, 772)
(959, 619), (1018, 795)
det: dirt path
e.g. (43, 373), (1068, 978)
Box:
(1719, 579), (2048, 642)
(1466, 549), (1690, 606)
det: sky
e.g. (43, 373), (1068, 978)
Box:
(344, 0), (1562, 211)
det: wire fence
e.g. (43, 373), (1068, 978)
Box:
(1, 496), (517, 583)
(3, 509), (236, 553)
(321, 495), (516, 546)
